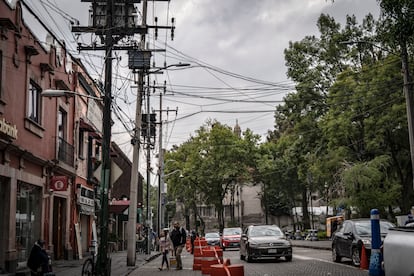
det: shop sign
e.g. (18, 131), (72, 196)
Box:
(50, 176), (68, 191)
(0, 118), (18, 139)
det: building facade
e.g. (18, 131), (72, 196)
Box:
(0, 1), (132, 273)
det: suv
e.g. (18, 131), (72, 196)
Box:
(220, 227), (242, 250)
(240, 224), (292, 262)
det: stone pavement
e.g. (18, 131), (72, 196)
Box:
(52, 250), (161, 276)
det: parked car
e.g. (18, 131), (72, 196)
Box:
(331, 218), (395, 266)
(240, 224), (292, 262)
(205, 232), (221, 246)
(220, 227), (242, 250)
(383, 224), (414, 276)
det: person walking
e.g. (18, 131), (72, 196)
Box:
(27, 239), (51, 276)
(158, 229), (172, 271)
(170, 221), (186, 270)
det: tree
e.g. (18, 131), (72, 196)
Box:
(164, 120), (260, 232)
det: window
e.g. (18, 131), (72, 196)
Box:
(28, 81), (41, 123)
(78, 129), (85, 159)
(58, 108), (67, 140)
(16, 182), (42, 261)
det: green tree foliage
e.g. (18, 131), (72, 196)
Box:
(267, 3), (414, 221)
(164, 120), (260, 231)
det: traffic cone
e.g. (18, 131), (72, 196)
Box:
(360, 244), (369, 270)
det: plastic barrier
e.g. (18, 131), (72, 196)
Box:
(201, 248), (223, 275)
(193, 238), (208, 270)
(210, 260), (244, 276)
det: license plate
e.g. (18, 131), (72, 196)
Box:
(268, 249), (277, 253)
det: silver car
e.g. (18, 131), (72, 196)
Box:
(205, 232), (221, 246)
(240, 225), (292, 262)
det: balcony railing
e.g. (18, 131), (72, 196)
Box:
(58, 137), (74, 166)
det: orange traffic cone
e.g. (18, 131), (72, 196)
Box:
(360, 244), (369, 270)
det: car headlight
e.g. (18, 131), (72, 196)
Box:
(249, 241), (259, 248)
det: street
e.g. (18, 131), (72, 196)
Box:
(128, 245), (369, 276)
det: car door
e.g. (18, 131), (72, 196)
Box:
(335, 221), (351, 257)
(339, 221), (355, 258)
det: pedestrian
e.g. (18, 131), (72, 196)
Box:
(190, 230), (198, 254)
(158, 228), (172, 271)
(170, 221), (186, 270)
(27, 239), (51, 276)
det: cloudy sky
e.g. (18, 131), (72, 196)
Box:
(23, 0), (380, 162)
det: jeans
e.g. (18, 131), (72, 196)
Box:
(174, 245), (184, 269)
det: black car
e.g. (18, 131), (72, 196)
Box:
(240, 225), (292, 262)
(331, 218), (395, 266)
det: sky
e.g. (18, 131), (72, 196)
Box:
(21, 0), (381, 167)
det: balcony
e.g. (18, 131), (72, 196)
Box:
(58, 137), (74, 166)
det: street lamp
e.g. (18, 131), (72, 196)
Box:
(42, 89), (103, 100)
(341, 40), (414, 189)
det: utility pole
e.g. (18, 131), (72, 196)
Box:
(127, 0), (148, 265)
(146, 72), (151, 254)
(158, 93), (164, 237)
(72, 0), (146, 273)
(401, 40), (414, 190)
(96, 0), (113, 274)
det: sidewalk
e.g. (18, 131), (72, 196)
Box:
(290, 239), (331, 250)
(52, 250), (161, 276)
(129, 250), (198, 276)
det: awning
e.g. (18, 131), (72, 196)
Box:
(109, 200), (130, 214)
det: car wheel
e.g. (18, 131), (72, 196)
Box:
(351, 247), (361, 267)
(332, 245), (341, 263)
(285, 255), (292, 262)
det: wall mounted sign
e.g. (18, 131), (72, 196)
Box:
(50, 175), (68, 191)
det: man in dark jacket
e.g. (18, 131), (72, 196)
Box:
(170, 221), (186, 270)
(27, 239), (50, 275)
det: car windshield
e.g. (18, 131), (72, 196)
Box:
(250, 226), (283, 237)
(223, 228), (241, 235)
(205, 233), (220, 238)
(355, 220), (395, 235)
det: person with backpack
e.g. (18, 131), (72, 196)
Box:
(170, 221), (186, 270)
(27, 239), (52, 275)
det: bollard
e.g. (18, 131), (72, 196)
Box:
(369, 209), (384, 276)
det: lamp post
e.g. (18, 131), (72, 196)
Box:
(341, 40), (414, 189)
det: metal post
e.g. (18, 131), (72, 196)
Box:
(369, 209), (383, 276)
(96, 1), (113, 275)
